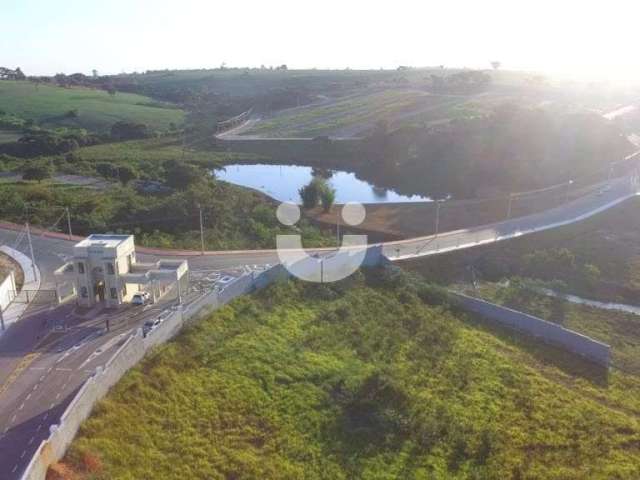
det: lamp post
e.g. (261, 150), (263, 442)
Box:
(434, 200), (443, 237)
(506, 193), (514, 219)
(565, 180), (574, 203)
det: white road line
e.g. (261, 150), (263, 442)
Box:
(3, 427), (8, 434)
(20, 450), (25, 458)
(18, 403), (24, 410)
(43, 413), (48, 420)
(56, 368), (72, 372)
(11, 465), (17, 473)
(55, 393), (61, 399)
(25, 393), (31, 401)
(39, 375), (45, 381)
(10, 414), (16, 423)
(36, 424), (41, 431)
(28, 436), (34, 445)
(49, 403), (54, 409)
(32, 384), (38, 391)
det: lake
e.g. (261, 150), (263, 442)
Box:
(215, 164), (431, 204)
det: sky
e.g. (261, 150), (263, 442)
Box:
(3, 0), (640, 83)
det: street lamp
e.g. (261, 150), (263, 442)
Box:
(434, 199), (443, 237)
(565, 180), (574, 203)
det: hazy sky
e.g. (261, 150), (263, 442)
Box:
(3, 0), (639, 82)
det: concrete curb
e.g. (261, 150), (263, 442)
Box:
(0, 246), (41, 333)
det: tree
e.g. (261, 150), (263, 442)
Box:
(117, 165), (137, 185)
(163, 160), (201, 190)
(23, 164), (52, 183)
(110, 121), (149, 140)
(15, 67), (26, 80)
(96, 162), (116, 179)
(490, 61), (501, 70)
(319, 184), (336, 212)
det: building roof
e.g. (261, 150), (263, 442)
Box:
(74, 234), (133, 249)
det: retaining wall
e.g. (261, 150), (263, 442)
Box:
(451, 292), (611, 366)
(0, 271), (16, 312)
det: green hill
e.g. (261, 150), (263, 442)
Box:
(0, 80), (184, 133)
(57, 269), (640, 480)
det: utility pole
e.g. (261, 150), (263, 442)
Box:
(506, 193), (514, 219)
(65, 207), (73, 240)
(434, 200), (442, 237)
(336, 207), (341, 249)
(25, 222), (37, 279)
(198, 206), (205, 255)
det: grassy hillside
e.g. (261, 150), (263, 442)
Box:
(0, 81), (184, 132)
(243, 89), (471, 138)
(74, 135), (263, 176)
(56, 269), (640, 479)
(0, 128), (20, 144)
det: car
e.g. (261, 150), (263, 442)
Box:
(132, 291), (151, 305)
(142, 318), (161, 337)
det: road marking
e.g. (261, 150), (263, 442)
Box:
(43, 413), (48, 420)
(56, 368), (72, 372)
(28, 436), (34, 445)
(49, 403), (55, 409)
(18, 403), (24, 411)
(20, 450), (26, 458)
(0, 352), (41, 399)
(36, 424), (41, 431)
(39, 375), (45, 382)
(3, 427), (8, 434)
(11, 465), (17, 473)
(32, 384), (38, 391)
(55, 393), (61, 399)
(10, 414), (16, 423)
(25, 393), (31, 401)
(30, 367), (46, 371)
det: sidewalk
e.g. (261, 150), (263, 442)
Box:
(0, 246), (41, 334)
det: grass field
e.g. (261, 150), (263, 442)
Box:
(55, 270), (640, 479)
(0, 81), (185, 133)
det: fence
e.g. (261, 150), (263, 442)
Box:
(450, 292), (611, 366)
(20, 265), (290, 480)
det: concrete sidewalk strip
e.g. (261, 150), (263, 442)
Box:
(0, 246), (41, 333)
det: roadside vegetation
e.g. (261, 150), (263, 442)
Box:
(55, 268), (640, 479)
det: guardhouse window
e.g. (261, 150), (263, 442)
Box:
(80, 286), (88, 298)
(110, 287), (118, 299)
(107, 263), (115, 275)
(78, 262), (85, 274)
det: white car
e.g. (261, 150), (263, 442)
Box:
(131, 291), (151, 305)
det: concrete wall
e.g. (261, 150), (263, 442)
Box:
(20, 267), (288, 480)
(0, 271), (16, 312)
(451, 292), (611, 366)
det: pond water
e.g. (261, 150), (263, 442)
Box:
(215, 164), (431, 204)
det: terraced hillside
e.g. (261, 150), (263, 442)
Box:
(0, 81), (184, 133)
(55, 269), (640, 479)
(240, 89), (483, 138)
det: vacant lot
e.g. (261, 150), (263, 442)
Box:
(0, 81), (185, 133)
(56, 270), (640, 479)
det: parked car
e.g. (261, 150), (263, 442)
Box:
(132, 291), (151, 305)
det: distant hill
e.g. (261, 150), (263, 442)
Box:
(0, 80), (184, 133)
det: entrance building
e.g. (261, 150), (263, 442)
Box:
(54, 234), (188, 308)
